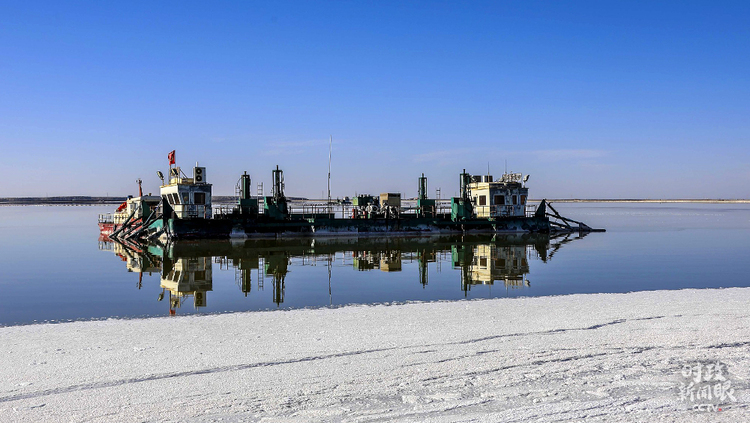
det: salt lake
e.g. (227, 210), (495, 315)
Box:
(1, 202), (749, 326)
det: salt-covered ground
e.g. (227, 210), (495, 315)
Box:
(2, 288), (749, 422)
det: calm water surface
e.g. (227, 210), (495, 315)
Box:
(1, 203), (749, 326)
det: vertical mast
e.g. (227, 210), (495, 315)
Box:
(328, 135), (332, 214)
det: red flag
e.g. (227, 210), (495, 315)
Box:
(168, 150), (176, 165)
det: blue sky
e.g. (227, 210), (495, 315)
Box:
(1, 1), (748, 199)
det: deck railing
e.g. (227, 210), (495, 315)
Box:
(205, 199), (537, 220)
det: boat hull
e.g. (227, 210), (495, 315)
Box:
(159, 215), (551, 240)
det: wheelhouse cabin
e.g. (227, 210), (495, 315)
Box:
(469, 173), (529, 218)
(160, 166), (212, 219)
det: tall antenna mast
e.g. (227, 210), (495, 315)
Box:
(327, 135), (332, 213)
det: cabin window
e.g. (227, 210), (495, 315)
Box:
(478, 195), (486, 206)
(494, 195), (504, 205)
(194, 192), (206, 205)
(512, 195), (518, 205)
(170, 193), (180, 205)
(520, 195), (527, 205)
(182, 193), (190, 204)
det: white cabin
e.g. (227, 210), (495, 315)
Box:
(469, 173), (529, 218)
(160, 166), (212, 219)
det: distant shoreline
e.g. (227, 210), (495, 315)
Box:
(1, 197), (748, 206)
(0, 196), (237, 206)
(0, 197), (126, 205)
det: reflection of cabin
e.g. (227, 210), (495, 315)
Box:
(380, 252), (402, 272)
(160, 166), (212, 219)
(161, 257), (213, 309)
(353, 252), (379, 271)
(454, 244), (531, 290)
(352, 251), (402, 272)
(469, 244), (529, 287)
(469, 173), (528, 218)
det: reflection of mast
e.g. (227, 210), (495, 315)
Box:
(328, 255), (334, 305)
(265, 253), (289, 306)
(272, 273), (285, 306)
(328, 253), (333, 305)
(238, 258), (252, 297)
(229, 253), (261, 296)
(240, 267), (251, 296)
(452, 244), (475, 296)
(419, 256), (428, 287)
(418, 248), (435, 288)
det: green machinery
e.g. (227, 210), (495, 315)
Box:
(352, 194), (377, 207)
(238, 171), (259, 216)
(352, 194), (377, 219)
(264, 165), (289, 220)
(451, 169), (474, 221)
(416, 173), (436, 218)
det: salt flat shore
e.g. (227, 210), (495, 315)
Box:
(2, 288), (749, 422)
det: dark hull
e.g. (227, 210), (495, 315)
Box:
(164, 215), (551, 240)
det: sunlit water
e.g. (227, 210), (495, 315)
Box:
(1, 203), (749, 326)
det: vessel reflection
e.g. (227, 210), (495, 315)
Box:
(160, 257), (212, 314)
(100, 233), (586, 314)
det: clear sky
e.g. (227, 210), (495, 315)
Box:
(1, 1), (748, 199)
